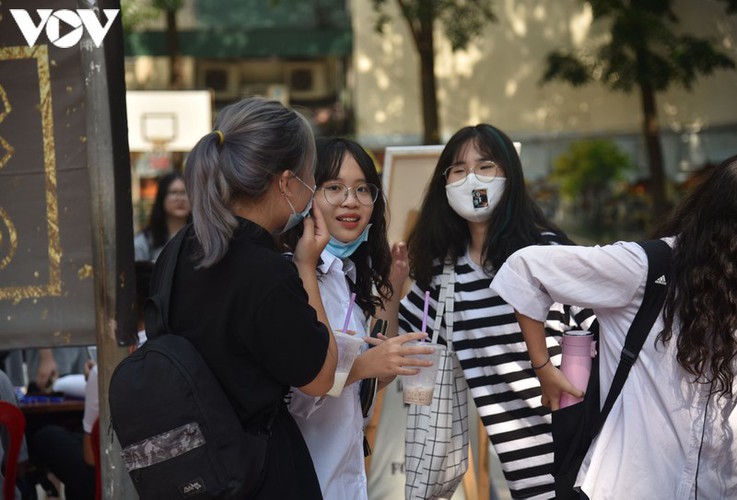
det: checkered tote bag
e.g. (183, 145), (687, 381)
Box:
(405, 263), (469, 500)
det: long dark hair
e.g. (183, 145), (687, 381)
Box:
(145, 171), (185, 249)
(653, 155), (737, 397)
(408, 123), (569, 289)
(280, 137), (393, 317)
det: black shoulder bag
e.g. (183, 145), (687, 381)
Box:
(552, 239), (673, 499)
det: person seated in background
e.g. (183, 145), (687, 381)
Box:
(31, 347), (91, 394)
(0, 369), (33, 499)
(28, 261), (153, 499)
(134, 171), (191, 262)
(30, 361), (96, 500)
(2, 345), (90, 397)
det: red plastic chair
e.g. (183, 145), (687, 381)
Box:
(0, 401), (25, 500)
(90, 418), (102, 500)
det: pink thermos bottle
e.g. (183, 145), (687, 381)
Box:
(559, 330), (596, 409)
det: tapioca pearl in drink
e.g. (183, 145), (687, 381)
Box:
(403, 385), (434, 405)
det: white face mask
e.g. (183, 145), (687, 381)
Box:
(445, 174), (506, 223)
(276, 173), (315, 234)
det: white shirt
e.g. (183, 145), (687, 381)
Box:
(288, 250), (369, 500)
(83, 365), (99, 433)
(490, 240), (737, 500)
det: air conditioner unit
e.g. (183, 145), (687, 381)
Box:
(285, 62), (330, 100)
(199, 62), (240, 100)
(241, 83), (289, 106)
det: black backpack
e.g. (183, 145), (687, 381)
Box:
(110, 227), (270, 499)
(552, 239), (672, 499)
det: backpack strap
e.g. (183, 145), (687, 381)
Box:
(144, 226), (190, 340)
(590, 239), (672, 438)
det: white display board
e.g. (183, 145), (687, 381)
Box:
(126, 90), (213, 152)
(382, 145), (445, 244)
(382, 142), (521, 245)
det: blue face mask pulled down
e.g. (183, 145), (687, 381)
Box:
(278, 197), (312, 234)
(326, 223), (372, 259)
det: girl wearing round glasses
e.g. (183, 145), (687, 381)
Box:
(281, 137), (432, 500)
(398, 124), (596, 499)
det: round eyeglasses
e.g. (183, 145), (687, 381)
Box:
(442, 161), (504, 184)
(318, 182), (379, 206)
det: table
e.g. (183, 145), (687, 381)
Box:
(19, 396), (85, 436)
(19, 398), (85, 415)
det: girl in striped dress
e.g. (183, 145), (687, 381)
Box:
(398, 124), (595, 499)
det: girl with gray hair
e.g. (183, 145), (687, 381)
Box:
(156, 97), (337, 499)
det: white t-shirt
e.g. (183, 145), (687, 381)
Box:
(82, 365), (99, 434)
(490, 240), (737, 500)
(288, 250), (370, 500)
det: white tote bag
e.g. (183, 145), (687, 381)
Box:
(405, 263), (469, 500)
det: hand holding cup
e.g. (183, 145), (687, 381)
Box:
(360, 332), (435, 380)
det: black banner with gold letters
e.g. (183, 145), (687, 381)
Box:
(0, 0), (135, 347)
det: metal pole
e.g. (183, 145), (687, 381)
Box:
(79, 0), (137, 497)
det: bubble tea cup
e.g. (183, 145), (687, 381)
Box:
(401, 340), (445, 405)
(326, 331), (364, 397)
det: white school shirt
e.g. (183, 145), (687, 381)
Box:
(288, 250), (369, 500)
(489, 239), (737, 500)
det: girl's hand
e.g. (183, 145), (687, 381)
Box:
(389, 242), (410, 291)
(360, 332), (434, 379)
(293, 202), (330, 268)
(535, 363), (584, 411)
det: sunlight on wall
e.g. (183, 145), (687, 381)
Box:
(533, 4), (546, 21)
(353, 0), (737, 148)
(357, 54), (373, 73)
(570, 4), (593, 46)
(504, 0), (528, 37)
(468, 96), (487, 125)
(376, 68), (391, 90)
(438, 45), (482, 79)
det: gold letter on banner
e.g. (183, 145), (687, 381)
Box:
(0, 45), (62, 302)
(0, 37), (97, 346)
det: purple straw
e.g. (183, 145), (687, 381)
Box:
(420, 290), (430, 335)
(342, 292), (357, 333)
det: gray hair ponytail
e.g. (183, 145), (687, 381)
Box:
(184, 97), (315, 268)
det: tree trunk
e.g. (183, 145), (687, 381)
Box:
(165, 8), (182, 89)
(416, 9), (440, 144)
(638, 81), (669, 219)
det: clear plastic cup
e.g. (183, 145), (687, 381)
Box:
(401, 341), (444, 405)
(326, 331), (364, 397)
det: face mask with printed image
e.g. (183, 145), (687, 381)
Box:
(445, 174), (505, 223)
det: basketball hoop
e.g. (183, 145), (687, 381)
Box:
(141, 112), (177, 150)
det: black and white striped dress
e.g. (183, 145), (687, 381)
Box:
(399, 244), (595, 499)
